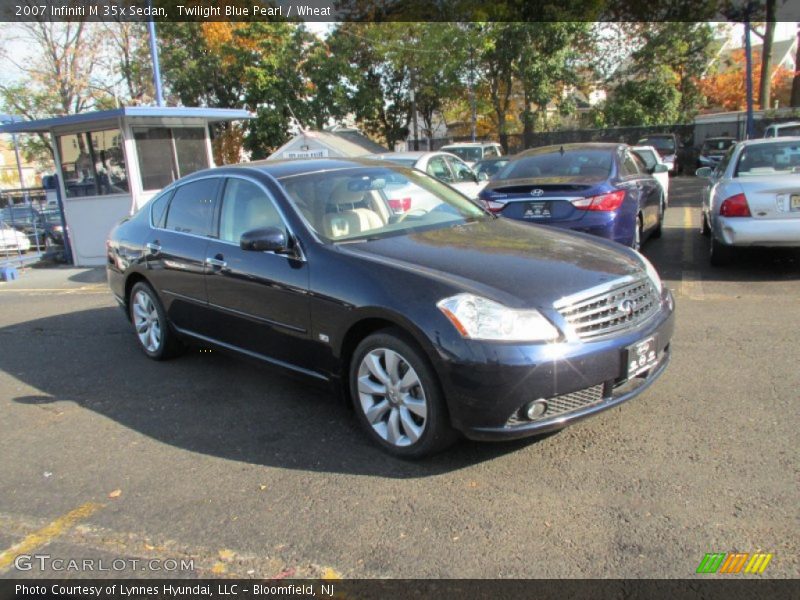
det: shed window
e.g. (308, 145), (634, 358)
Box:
(57, 129), (128, 198)
(133, 127), (210, 191)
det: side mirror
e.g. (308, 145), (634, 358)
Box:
(653, 164), (669, 174)
(240, 226), (288, 253)
(477, 171), (489, 181)
(695, 167), (713, 178)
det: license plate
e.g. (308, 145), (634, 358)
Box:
(524, 202), (551, 218)
(791, 195), (800, 211)
(626, 336), (658, 378)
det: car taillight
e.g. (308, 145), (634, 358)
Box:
(571, 190), (626, 212)
(719, 193), (751, 217)
(482, 199), (506, 213)
(388, 198), (412, 213)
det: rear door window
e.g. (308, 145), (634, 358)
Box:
(164, 179), (220, 236)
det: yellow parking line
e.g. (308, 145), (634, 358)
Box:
(0, 502), (104, 570)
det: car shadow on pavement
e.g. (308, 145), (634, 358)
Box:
(4, 307), (541, 478)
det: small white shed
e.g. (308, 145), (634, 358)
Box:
(267, 128), (388, 160)
(0, 107), (252, 266)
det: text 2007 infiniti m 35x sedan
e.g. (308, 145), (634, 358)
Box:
(107, 158), (674, 458)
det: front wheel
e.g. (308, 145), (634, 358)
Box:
(631, 214), (643, 251)
(651, 202), (664, 239)
(129, 281), (183, 360)
(350, 329), (456, 458)
(700, 212), (710, 237)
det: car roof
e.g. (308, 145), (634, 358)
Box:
(631, 145), (658, 152)
(769, 121), (800, 127)
(703, 136), (736, 141)
(441, 142), (499, 147)
(740, 136), (800, 147)
(516, 142), (625, 157)
(638, 133), (676, 138)
(216, 157), (394, 180)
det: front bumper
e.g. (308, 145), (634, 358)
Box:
(436, 291), (675, 440)
(714, 216), (800, 247)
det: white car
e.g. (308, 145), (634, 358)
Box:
(763, 121), (800, 138)
(696, 137), (800, 265)
(0, 220), (31, 253)
(439, 142), (503, 167)
(371, 151), (483, 201)
(632, 145), (670, 206)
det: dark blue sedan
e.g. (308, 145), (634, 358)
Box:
(107, 158), (673, 458)
(478, 143), (668, 249)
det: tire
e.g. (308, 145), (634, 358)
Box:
(632, 214), (643, 251)
(700, 212), (710, 237)
(651, 201), (664, 239)
(350, 329), (457, 458)
(129, 281), (183, 360)
(710, 236), (734, 267)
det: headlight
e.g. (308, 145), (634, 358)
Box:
(637, 253), (663, 294)
(437, 294), (559, 342)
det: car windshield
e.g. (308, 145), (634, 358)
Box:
(639, 137), (675, 152)
(0, 208), (35, 224)
(702, 139), (734, 152)
(444, 147), (483, 161)
(633, 150), (658, 170)
(279, 166), (488, 243)
(42, 211), (62, 224)
(773, 125), (800, 136)
(735, 141), (800, 177)
(474, 159), (510, 178)
(496, 149), (612, 180)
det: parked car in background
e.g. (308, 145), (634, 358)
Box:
(107, 158), (674, 457)
(478, 143), (668, 250)
(763, 121), (800, 138)
(371, 151), (483, 199)
(637, 133), (680, 174)
(696, 137), (800, 266)
(439, 142), (503, 167)
(473, 157), (511, 181)
(0, 205), (46, 249)
(632, 145), (670, 206)
(697, 137), (736, 169)
(0, 220), (31, 253)
(41, 209), (66, 247)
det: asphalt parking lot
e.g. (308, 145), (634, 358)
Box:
(0, 176), (797, 579)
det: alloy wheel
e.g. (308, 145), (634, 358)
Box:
(356, 348), (428, 447)
(132, 290), (162, 353)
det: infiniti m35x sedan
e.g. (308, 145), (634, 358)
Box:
(107, 159), (674, 458)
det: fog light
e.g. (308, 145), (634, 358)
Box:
(524, 399), (548, 420)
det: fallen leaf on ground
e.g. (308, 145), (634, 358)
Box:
(108, 489), (122, 499)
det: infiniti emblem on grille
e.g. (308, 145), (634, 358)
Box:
(618, 299), (636, 316)
(530, 188), (544, 196)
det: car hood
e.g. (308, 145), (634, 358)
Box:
(336, 218), (645, 309)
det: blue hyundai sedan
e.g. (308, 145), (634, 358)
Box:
(478, 143), (668, 250)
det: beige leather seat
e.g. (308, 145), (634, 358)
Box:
(323, 181), (384, 239)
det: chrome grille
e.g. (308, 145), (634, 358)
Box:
(507, 384), (605, 426)
(555, 278), (659, 340)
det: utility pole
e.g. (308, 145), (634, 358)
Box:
(147, 0), (165, 107)
(744, 8), (755, 139)
(411, 70), (419, 151)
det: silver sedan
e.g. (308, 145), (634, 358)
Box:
(696, 137), (800, 265)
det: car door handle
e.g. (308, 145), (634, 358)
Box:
(146, 242), (161, 253)
(206, 256), (227, 268)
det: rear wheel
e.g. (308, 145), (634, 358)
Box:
(350, 329), (456, 458)
(651, 201), (664, 239)
(632, 214), (643, 251)
(710, 236), (734, 266)
(129, 281), (183, 360)
(700, 212), (710, 237)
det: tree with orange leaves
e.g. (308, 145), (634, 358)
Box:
(699, 49), (794, 112)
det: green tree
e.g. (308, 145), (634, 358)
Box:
(602, 66), (682, 126)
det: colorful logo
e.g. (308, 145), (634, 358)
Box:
(696, 552), (773, 574)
